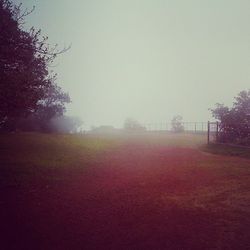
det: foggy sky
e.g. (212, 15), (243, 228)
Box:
(15, 0), (250, 128)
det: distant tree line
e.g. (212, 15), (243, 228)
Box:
(122, 117), (184, 133)
(211, 90), (250, 145)
(0, 0), (81, 133)
(123, 118), (146, 132)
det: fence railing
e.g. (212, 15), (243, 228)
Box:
(143, 122), (208, 133)
(144, 121), (220, 145)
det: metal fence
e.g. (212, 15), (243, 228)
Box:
(144, 121), (221, 144)
(143, 122), (208, 133)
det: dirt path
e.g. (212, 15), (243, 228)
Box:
(2, 144), (250, 249)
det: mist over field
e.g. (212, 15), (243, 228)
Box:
(14, 0), (250, 128)
(3, 1), (250, 249)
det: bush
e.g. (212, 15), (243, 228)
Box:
(211, 90), (250, 145)
(171, 115), (184, 133)
(123, 118), (146, 132)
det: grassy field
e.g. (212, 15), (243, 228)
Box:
(0, 132), (205, 187)
(0, 133), (120, 187)
(1, 132), (250, 249)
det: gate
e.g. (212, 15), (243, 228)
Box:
(207, 121), (219, 144)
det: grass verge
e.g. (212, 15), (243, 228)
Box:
(202, 143), (250, 159)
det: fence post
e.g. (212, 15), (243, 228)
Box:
(207, 121), (210, 144)
(216, 121), (219, 142)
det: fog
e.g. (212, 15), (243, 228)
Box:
(17, 0), (250, 129)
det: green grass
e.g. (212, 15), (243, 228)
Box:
(202, 143), (250, 159)
(0, 132), (120, 187)
(2, 132), (250, 249)
(0, 132), (204, 188)
(0, 132), (248, 189)
(102, 131), (207, 148)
